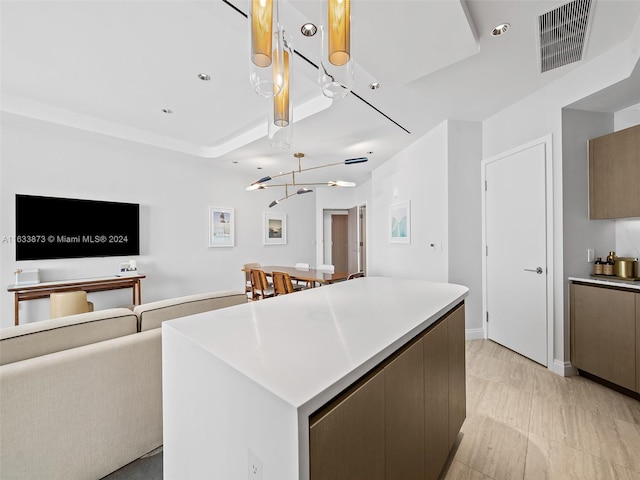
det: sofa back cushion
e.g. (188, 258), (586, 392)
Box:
(0, 308), (137, 366)
(134, 290), (247, 331)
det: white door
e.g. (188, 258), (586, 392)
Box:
(484, 141), (548, 365)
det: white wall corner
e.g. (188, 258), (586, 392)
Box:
(465, 328), (485, 340)
(550, 358), (578, 377)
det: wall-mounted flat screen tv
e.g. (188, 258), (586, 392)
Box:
(15, 194), (140, 261)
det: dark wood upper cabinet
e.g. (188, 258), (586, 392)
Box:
(588, 124), (640, 219)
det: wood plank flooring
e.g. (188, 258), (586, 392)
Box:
(441, 339), (640, 480)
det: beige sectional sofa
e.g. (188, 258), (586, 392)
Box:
(0, 290), (247, 480)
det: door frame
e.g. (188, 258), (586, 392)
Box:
(481, 134), (554, 369)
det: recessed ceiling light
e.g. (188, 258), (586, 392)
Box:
(367, 151), (374, 155)
(232, 160), (238, 164)
(300, 23), (317, 37)
(198, 73), (211, 81)
(369, 82), (381, 90)
(491, 23), (510, 36)
(161, 108), (173, 114)
(257, 167), (263, 170)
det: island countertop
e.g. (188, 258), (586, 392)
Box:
(163, 276), (468, 410)
(162, 276), (468, 480)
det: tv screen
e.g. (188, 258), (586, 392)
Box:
(15, 194), (140, 261)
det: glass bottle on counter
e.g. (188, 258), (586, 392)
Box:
(593, 257), (604, 275)
(603, 259), (615, 276)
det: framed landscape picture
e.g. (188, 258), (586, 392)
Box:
(389, 201), (410, 243)
(209, 206), (234, 247)
(264, 212), (286, 245)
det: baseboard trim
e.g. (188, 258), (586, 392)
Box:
(465, 328), (485, 340)
(550, 359), (578, 377)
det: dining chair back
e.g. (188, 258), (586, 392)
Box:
(272, 271), (295, 295)
(317, 264), (335, 273)
(250, 269), (274, 300)
(347, 271), (365, 280)
(243, 262), (260, 297)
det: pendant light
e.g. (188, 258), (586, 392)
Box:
(249, 0), (283, 97)
(269, 29), (293, 149)
(246, 153), (368, 207)
(319, 0), (353, 98)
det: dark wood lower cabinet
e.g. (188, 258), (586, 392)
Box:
(570, 283), (636, 391)
(423, 319), (449, 480)
(386, 337), (425, 480)
(637, 294), (640, 394)
(309, 303), (466, 480)
(447, 305), (466, 449)
(309, 371), (385, 480)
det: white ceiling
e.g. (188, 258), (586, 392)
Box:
(2, 0), (640, 185)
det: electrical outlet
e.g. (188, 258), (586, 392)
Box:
(248, 450), (262, 480)
(587, 248), (595, 263)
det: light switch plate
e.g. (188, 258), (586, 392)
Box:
(587, 248), (595, 263)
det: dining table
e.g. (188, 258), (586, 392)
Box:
(241, 265), (349, 288)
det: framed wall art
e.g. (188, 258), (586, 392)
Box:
(264, 212), (287, 245)
(209, 206), (234, 247)
(389, 201), (410, 243)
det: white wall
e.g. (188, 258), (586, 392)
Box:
(369, 121), (449, 282)
(483, 28), (640, 370)
(0, 114), (316, 327)
(447, 120), (483, 336)
(561, 109), (616, 277)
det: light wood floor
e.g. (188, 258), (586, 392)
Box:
(441, 339), (640, 480)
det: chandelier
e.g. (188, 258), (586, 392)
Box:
(246, 152), (367, 207)
(249, 0), (353, 149)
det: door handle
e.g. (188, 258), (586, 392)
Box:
(524, 267), (543, 274)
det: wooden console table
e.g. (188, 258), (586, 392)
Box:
(7, 274), (145, 325)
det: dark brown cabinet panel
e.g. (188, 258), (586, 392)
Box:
(447, 305), (466, 449)
(571, 283), (636, 391)
(385, 338), (425, 480)
(588, 124), (640, 219)
(423, 319), (449, 480)
(309, 302), (466, 480)
(637, 294), (640, 394)
(309, 370), (385, 480)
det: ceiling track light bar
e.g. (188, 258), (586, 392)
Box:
(222, 0), (410, 136)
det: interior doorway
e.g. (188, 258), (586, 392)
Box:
(323, 205), (367, 274)
(482, 135), (553, 367)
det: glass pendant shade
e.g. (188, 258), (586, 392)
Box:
(273, 47), (290, 127)
(269, 31), (293, 149)
(249, 0), (283, 97)
(251, 0), (273, 67)
(318, 23), (353, 99)
(328, 0), (350, 66)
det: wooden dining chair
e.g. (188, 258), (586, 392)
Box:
(347, 271), (365, 280)
(243, 262), (260, 298)
(250, 269), (274, 300)
(272, 271), (296, 295)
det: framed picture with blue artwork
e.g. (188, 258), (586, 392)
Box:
(389, 201), (410, 243)
(209, 206), (234, 247)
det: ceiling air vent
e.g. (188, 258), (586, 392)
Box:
(539, 0), (593, 73)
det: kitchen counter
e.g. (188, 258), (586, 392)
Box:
(569, 275), (640, 291)
(162, 276), (468, 480)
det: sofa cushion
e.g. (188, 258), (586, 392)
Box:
(134, 290), (247, 331)
(0, 308), (137, 366)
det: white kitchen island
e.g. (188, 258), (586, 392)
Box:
(162, 276), (468, 480)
